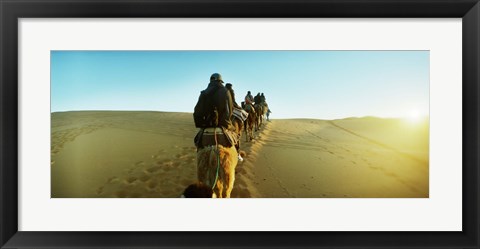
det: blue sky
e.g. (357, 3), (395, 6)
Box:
(51, 51), (429, 119)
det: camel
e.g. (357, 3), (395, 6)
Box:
(254, 102), (266, 131)
(243, 103), (256, 141)
(196, 143), (238, 198)
(263, 103), (269, 118)
(192, 110), (245, 198)
(232, 108), (245, 138)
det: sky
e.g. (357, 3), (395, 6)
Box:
(51, 51), (429, 120)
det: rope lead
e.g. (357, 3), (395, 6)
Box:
(211, 128), (221, 190)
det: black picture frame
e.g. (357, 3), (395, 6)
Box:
(1, 0), (478, 248)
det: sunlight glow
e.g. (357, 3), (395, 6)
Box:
(406, 109), (423, 123)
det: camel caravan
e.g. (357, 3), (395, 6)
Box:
(182, 73), (270, 198)
(243, 91), (269, 141)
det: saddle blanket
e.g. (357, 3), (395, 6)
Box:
(233, 107), (249, 122)
(194, 127), (239, 149)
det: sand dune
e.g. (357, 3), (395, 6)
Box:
(246, 118), (428, 198)
(51, 111), (429, 198)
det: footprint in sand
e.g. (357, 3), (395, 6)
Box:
(384, 172), (398, 178)
(125, 176), (138, 184)
(139, 174), (151, 182)
(162, 167), (173, 173)
(172, 161), (181, 168)
(163, 160), (174, 166)
(115, 190), (128, 198)
(163, 162), (177, 171)
(96, 187), (104, 195)
(145, 165), (162, 174)
(146, 181), (158, 190)
(134, 161), (145, 167)
(362, 158), (372, 165)
(107, 177), (120, 184)
(235, 188), (252, 198)
(176, 153), (192, 160)
(155, 159), (168, 165)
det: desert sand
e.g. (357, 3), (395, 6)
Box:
(51, 111), (429, 198)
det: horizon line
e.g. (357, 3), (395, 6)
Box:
(50, 109), (429, 120)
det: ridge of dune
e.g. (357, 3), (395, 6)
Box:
(328, 121), (428, 165)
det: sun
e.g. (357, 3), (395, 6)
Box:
(406, 109), (423, 123)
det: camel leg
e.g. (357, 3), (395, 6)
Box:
(225, 146), (238, 198)
(224, 154), (237, 198)
(224, 171), (235, 198)
(250, 120), (255, 140)
(215, 182), (223, 198)
(252, 120), (254, 139)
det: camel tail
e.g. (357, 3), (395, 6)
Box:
(197, 146), (219, 188)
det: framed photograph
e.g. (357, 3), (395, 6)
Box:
(48, 50), (430, 199)
(1, 0), (478, 248)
